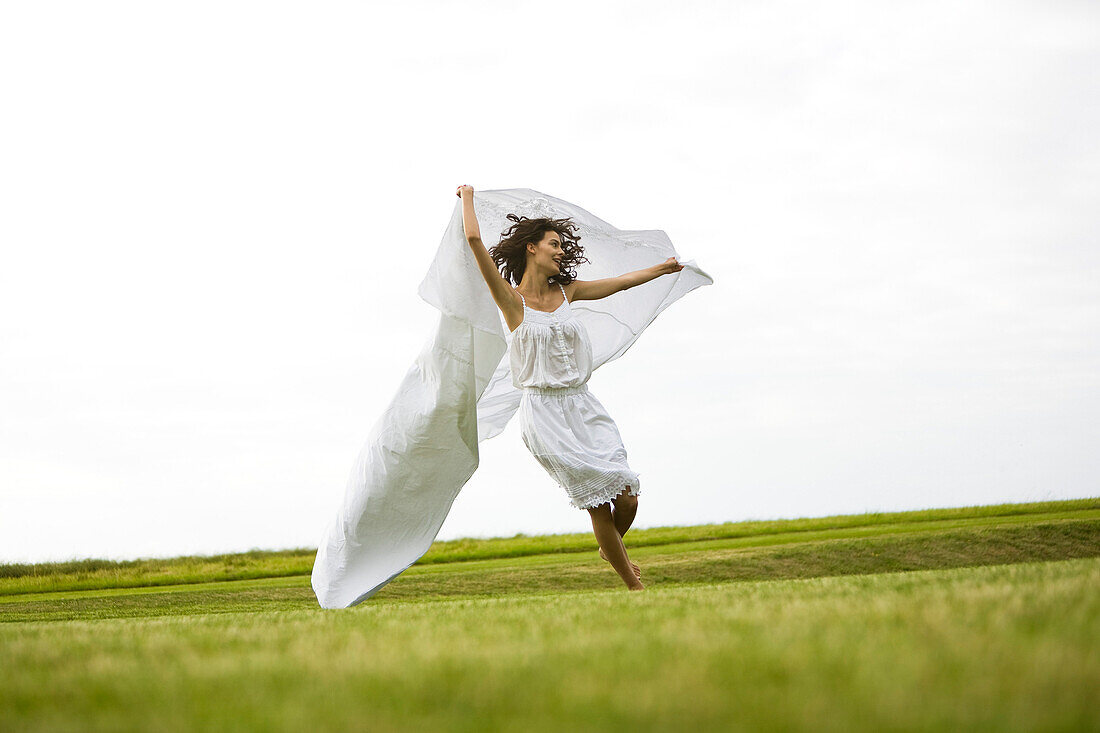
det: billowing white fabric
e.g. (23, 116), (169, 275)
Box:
(311, 188), (714, 608)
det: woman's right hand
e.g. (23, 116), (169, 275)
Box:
(456, 184), (474, 198)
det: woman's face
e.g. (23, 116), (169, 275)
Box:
(529, 230), (563, 275)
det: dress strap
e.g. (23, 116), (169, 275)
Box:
(516, 286), (567, 309)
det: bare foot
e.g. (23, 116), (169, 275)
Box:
(599, 547), (641, 578)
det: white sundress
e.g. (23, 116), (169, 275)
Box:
(510, 281), (641, 510)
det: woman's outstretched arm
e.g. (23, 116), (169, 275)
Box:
(456, 185), (522, 319)
(571, 258), (684, 302)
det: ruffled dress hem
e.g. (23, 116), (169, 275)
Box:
(561, 469), (641, 510)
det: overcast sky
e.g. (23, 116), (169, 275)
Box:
(1, 0), (1097, 564)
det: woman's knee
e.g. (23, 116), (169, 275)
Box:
(613, 487), (638, 509)
(586, 502), (613, 519)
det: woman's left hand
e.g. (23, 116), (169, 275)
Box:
(655, 257), (684, 276)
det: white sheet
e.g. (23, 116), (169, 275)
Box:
(311, 188), (714, 608)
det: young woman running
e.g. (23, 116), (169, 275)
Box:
(456, 184), (684, 590)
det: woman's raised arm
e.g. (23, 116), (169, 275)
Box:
(455, 185), (522, 319)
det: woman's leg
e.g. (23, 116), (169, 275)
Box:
(611, 485), (639, 538)
(599, 486), (640, 575)
(588, 502), (644, 590)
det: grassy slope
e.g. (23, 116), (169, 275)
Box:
(1, 498), (1098, 732)
(2, 560), (1097, 732)
(0, 498), (1097, 622)
(2, 497), (1098, 596)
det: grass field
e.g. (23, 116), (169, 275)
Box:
(2, 498), (1098, 731)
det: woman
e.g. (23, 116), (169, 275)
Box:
(456, 184), (684, 590)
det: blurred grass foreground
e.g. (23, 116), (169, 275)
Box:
(2, 498), (1098, 732)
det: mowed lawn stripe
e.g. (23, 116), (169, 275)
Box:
(3, 499), (1097, 596)
(3, 509), (1093, 601)
(2, 516), (1096, 622)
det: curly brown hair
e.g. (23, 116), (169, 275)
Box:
(488, 214), (590, 286)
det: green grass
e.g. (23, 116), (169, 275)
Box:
(1, 497), (1098, 732)
(3, 496), (1097, 595)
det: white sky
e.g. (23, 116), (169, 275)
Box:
(1, 0), (1097, 564)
